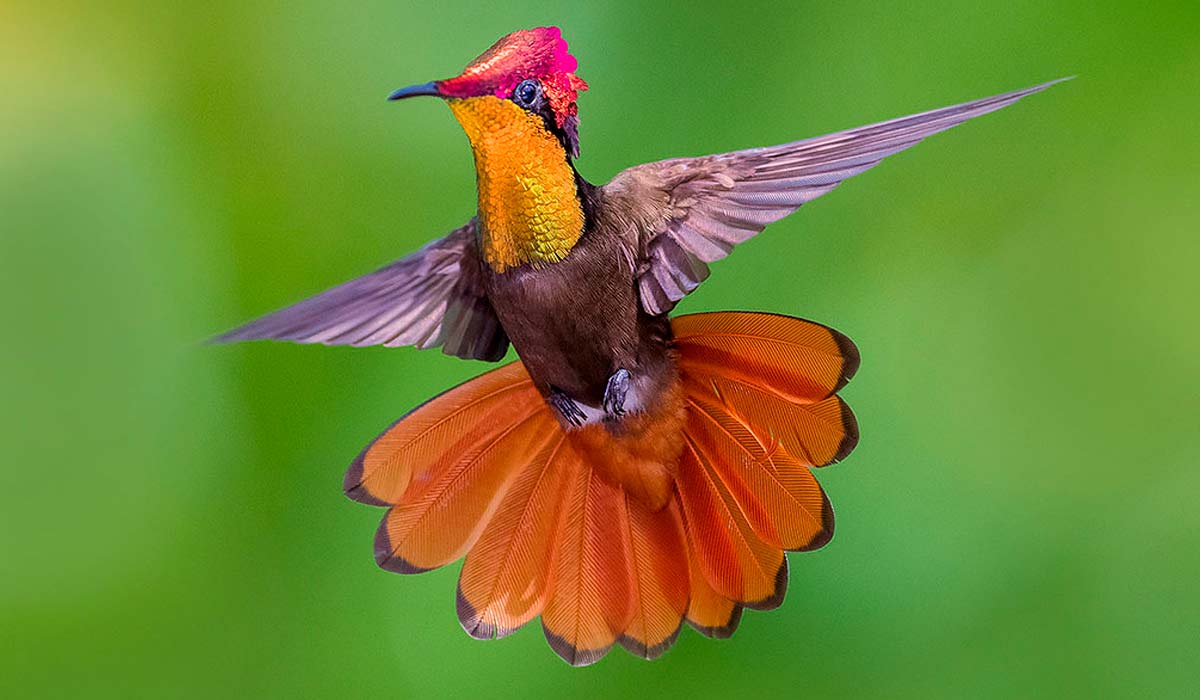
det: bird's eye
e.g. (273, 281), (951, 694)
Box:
(512, 79), (542, 108)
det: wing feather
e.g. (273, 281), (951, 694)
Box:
(214, 218), (509, 361)
(602, 79), (1069, 314)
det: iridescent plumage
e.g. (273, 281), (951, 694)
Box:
(216, 26), (1065, 665)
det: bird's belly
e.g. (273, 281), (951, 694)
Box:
(483, 243), (655, 406)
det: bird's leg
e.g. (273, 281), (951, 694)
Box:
(603, 368), (631, 419)
(547, 386), (587, 427)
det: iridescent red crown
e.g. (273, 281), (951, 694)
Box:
(438, 27), (589, 131)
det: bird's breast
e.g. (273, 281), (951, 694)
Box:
(482, 228), (668, 407)
(448, 97), (584, 272)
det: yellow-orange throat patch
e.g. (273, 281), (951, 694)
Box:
(448, 97), (584, 272)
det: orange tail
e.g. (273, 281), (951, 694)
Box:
(345, 311), (859, 665)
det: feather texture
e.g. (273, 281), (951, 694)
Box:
(676, 436), (788, 608)
(344, 361), (537, 505)
(684, 395), (831, 551)
(618, 497), (689, 659)
(682, 528), (743, 638)
(374, 405), (552, 573)
(541, 456), (633, 666)
(213, 219), (509, 361)
(343, 311), (860, 662)
(602, 79), (1069, 314)
(457, 433), (572, 639)
(674, 311), (860, 403)
(704, 377), (857, 468)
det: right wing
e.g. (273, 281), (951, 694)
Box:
(601, 79), (1068, 315)
(214, 218), (509, 361)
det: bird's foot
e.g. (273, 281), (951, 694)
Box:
(603, 368), (631, 419)
(548, 386), (587, 427)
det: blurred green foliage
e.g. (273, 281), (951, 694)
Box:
(3, 1), (1198, 697)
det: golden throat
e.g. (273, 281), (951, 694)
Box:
(448, 97), (584, 272)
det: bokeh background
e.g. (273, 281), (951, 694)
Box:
(4, 1), (1198, 697)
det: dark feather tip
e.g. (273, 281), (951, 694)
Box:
(373, 515), (431, 574)
(687, 605), (744, 639)
(618, 620), (684, 661)
(743, 557), (789, 611)
(343, 449), (389, 507)
(795, 488), (836, 552)
(343, 415), (409, 506)
(830, 397), (860, 465)
(456, 587), (496, 640)
(831, 328), (862, 394)
(542, 624), (612, 667)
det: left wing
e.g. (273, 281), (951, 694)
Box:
(601, 79), (1068, 315)
(213, 218), (509, 361)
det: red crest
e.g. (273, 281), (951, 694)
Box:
(438, 27), (589, 132)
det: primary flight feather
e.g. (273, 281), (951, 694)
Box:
(216, 26), (1064, 665)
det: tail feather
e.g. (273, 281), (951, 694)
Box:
(694, 374), (858, 467)
(457, 433), (571, 639)
(617, 497), (689, 660)
(685, 395), (830, 551)
(345, 311), (859, 663)
(541, 456), (633, 666)
(374, 406), (553, 573)
(345, 362), (537, 505)
(676, 437), (788, 608)
(682, 529), (743, 638)
(673, 311), (859, 404)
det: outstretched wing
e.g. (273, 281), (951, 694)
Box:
(214, 218), (509, 361)
(603, 79), (1068, 315)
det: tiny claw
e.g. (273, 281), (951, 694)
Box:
(548, 386), (587, 427)
(603, 368), (631, 419)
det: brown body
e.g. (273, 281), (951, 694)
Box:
(483, 179), (687, 510)
(483, 186), (673, 407)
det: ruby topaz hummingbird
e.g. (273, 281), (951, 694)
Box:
(217, 26), (1064, 665)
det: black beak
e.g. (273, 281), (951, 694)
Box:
(387, 81), (442, 101)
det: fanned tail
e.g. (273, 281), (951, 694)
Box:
(346, 311), (859, 665)
(672, 312), (858, 639)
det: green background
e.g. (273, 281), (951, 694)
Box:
(4, 1), (1198, 697)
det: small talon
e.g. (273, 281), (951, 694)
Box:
(603, 368), (631, 419)
(548, 386), (586, 427)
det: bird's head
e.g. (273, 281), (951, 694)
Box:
(389, 26), (589, 159)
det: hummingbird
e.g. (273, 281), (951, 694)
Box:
(217, 27), (1064, 665)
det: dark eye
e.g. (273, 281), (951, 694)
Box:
(512, 79), (541, 108)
